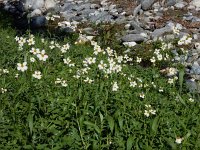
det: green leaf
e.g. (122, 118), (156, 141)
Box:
(164, 138), (177, 150)
(127, 136), (135, 150)
(107, 115), (115, 133)
(151, 116), (159, 135)
(84, 121), (101, 134)
(179, 69), (184, 92)
(118, 116), (123, 130)
(177, 94), (186, 106)
(99, 112), (103, 123)
(27, 114), (33, 135)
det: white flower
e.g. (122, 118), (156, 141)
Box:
(144, 110), (150, 117)
(84, 77), (94, 84)
(157, 54), (163, 61)
(150, 57), (156, 63)
(139, 92), (145, 99)
(30, 48), (40, 55)
(17, 62), (28, 72)
(15, 74), (19, 78)
(98, 60), (107, 70)
(168, 78), (174, 84)
(32, 71), (42, 79)
(1, 88), (7, 94)
(27, 38), (35, 46)
(136, 57), (142, 63)
(167, 67), (177, 76)
(159, 88), (164, 92)
(30, 57), (36, 62)
(55, 78), (62, 84)
(112, 82), (119, 91)
(3, 69), (9, 74)
(175, 137), (183, 144)
(61, 80), (68, 87)
(188, 98), (194, 102)
(37, 50), (48, 61)
(130, 81), (137, 88)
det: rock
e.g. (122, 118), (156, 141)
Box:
(166, 0), (177, 6)
(30, 9), (42, 17)
(23, 0), (45, 11)
(190, 0), (200, 8)
(123, 41), (137, 47)
(30, 16), (46, 29)
(44, 0), (56, 11)
(121, 34), (146, 42)
(151, 26), (173, 39)
(191, 61), (200, 74)
(133, 4), (142, 16)
(174, 1), (187, 9)
(186, 79), (200, 93)
(129, 20), (144, 31)
(141, 0), (156, 10)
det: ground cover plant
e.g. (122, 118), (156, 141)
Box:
(1, 11), (200, 150)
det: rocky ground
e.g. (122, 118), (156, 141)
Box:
(1, 0), (200, 91)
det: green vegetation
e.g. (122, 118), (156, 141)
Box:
(0, 11), (200, 150)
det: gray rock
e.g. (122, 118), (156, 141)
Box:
(121, 34), (146, 42)
(72, 3), (91, 11)
(129, 20), (144, 31)
(174, 1), (187, 8)
(186, 79), (200, 93)
(89, 11), (109, 22)
(166, 0), (177, 6)
(133, 4), (142, 16)
(30, 16), (46, 29)
(61, 11), (77, 21)
(141, 0), (156, 10)
(191, 61), (200, 74)
(151, 26), (173, 39)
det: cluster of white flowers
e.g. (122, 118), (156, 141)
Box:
(30, 47), (48, 62)
(32, 71), (42, 79)
(172, 23), (182, 35)
(178, 35), (192, 45)
(154, 49), (163, 61)
(1, 88), (7, 94)
(167, 67), (178, 76)
(75, 34), (94, 44)
(0, 69), (9, 75)
(55, 78), (68, 87)
(188, 98), (194, 102)
(46, 15), (60, 21)
(83, 57), (96, 67)
(144, 105), (156, 117)
(168, 76), (178, 84)
(15, 36), (26, 48)
(63, 57), (75, 67)
(57, 21), (78, 31)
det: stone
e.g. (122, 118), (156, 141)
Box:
(151, 26), (173, 39)
(174, 1), (187, 9)
(166, 0), (177, 6)
(133, 4), (141, 16)
(23, 0), (45, 11)
(44, 0), (56, 11)
(121, 34), (146, 42)
(141, 0), (156, 10)
(123, 41), (137, 47)
(30, 16), (46, 29)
